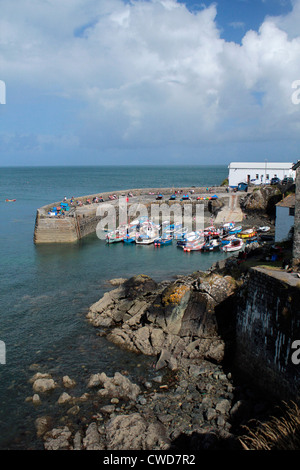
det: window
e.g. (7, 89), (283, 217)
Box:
(289, 207), (295, 217)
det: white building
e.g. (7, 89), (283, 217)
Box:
(275, 194), (295, 243)
(228, 162), (295, 188)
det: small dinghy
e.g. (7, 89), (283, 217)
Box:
(222, 238), (244, 252)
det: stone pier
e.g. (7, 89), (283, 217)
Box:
(33, 186), (230, 244)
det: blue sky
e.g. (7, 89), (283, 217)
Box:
(0, 0), (300, 166)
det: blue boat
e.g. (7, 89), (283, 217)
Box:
(123, 236), (136, 243)
(154, 237), (172, 246)
(228, 225), (242, 234)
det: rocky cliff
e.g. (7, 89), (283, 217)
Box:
(87, 271), (238, 370)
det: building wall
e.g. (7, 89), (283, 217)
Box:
(228, 165), (294, 187)
(235, 267), (300, 401)
(293, 168), (300, 266)
(275, 206), (294, 242)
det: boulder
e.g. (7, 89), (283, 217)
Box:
(43, 426), (72, 450)
(123, 275), (158, 300)
(88, 372), (141, 402)
(83, 422), (104, 450)
(62, 375), (76, 389)
(105, 413), (170, 450)
(33, 378), (57, 393)
(57, 392), (72, 405)
(35, 416), (52, 438)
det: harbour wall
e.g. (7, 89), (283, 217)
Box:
(34, 186), (229, 244)
(234, 267), (300, 401)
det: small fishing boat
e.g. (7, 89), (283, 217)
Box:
(222, 238), (244, 252)
(183, 239), (206, 252)
(106, 230), (126, 243)
(228, 225), (242, 234)
(237, 228), (257, 239)
(222, 222), (235, 231)
(5, 199), (16, 202)
(136, 235), (157, 245)
(173, 227), (188, 240)
(257, 226), (270, 233)
(220, 234), (236, 245)
(202, 239), (221, 251)
(123, 235), (136, 243)
(154, 236), (173, 246)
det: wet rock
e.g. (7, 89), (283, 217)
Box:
(32, 394), (41, 406)
(83, 422), (104, 450)
(109, 278), (128, 286)
(44, 426), (72, 450)
(33, 378), (57, 393)
(62, 375), (76, 389)
(35, 416), (52, 438)
(88, 371), (141, 402)
(73, 431), (82, 450)
(123, 275), (158, 300)
(57, 392), (72, 405)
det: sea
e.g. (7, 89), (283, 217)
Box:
(0, 165), (229, 449)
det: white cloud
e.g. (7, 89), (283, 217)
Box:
(1, 0), (300, 160)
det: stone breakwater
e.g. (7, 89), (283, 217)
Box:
(26, 261), (274, 451)
(33, 186), (229, 243)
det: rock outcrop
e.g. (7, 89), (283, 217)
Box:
(87, 272), (238, 369)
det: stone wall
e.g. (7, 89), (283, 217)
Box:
(293, 167), (300, 266)
(34, 186), (228, 244)
(33, 210), (79, 243)
(234, 267), (300, 401)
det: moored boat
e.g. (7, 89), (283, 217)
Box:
(202, 238), (221, 251)
(106, 230), (125, 243)
(154, 236), (173, 246)
(237, 228), (257, 239)
(222, 238), (244, 252)
(228, 225), (242, 234)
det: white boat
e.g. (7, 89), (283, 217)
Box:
(135, 221), (159, 245)
(136, 235), (158, 245)
(257, 226), (270, 232)
(183, 240), (206, 252)
(222, 238), (244, 252)
(173, 227), (188, 240)
(202, 238), (221, 251)
(228, 225), (242, 234)
(106, 230), (126, 243)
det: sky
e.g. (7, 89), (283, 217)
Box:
(0, 0), (300, 166)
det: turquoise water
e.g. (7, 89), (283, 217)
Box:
(0, 165), (228, 448)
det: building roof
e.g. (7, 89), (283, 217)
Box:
(228, 162), (294, 169)
(276, 194), (296, 208)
